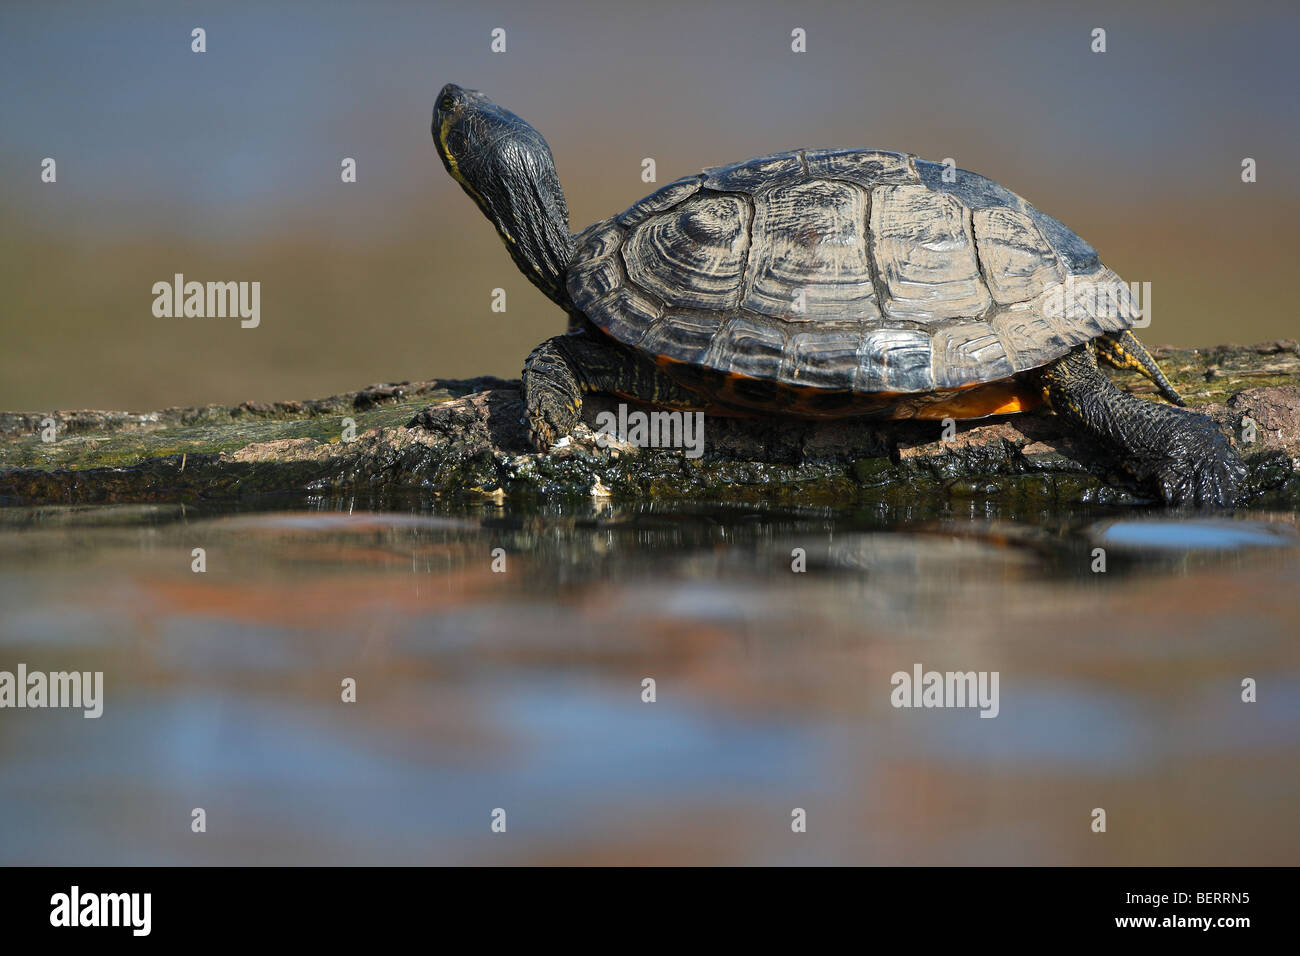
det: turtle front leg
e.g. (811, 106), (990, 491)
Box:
(1036, 344), (1246, 507)
(522, 331), (702, 451)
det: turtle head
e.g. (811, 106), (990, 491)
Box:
(434, 84), (575, 305)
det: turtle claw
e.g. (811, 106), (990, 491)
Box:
(525, 406), (568, 453)
(522, 336), (586, 454)
(524, 416), (552, 453)
(1151, 422), (1247, 508)
(523, 384), (581, 454)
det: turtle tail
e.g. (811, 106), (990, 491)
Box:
(1095, 330), (1186, 406)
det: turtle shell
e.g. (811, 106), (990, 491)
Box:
(565, 149), (1141, 392)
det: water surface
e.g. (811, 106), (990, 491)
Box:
(0, 496), (1296, 864)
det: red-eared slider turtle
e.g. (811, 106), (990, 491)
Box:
(433, 84), (1244, 506)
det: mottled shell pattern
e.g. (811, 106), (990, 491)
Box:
(566, 149), (1142, 392)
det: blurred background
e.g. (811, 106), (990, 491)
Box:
(1, 0), (1297, 411)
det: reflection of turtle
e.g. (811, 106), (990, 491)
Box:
(433, 83), (1244, 505)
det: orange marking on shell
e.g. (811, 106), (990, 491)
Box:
(648, 353), (1039, 419)
(910, 384), (1041, 419)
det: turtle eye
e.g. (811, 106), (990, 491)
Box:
(440, 93), (457, 113)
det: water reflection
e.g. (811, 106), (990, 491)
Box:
(1092, 518), (1296, 551)
(0, 497), (1296, 864)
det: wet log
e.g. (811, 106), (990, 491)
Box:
(2, 342), (1298, 507)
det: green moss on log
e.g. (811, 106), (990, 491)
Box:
(1, 344), (1297, 507)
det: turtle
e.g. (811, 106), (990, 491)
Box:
(432, 83), (1245, 506)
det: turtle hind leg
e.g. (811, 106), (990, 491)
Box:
(1037, 344), (1245, 507)
(1095, 330), (1186, 406)
(522, 330), (702, 451)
